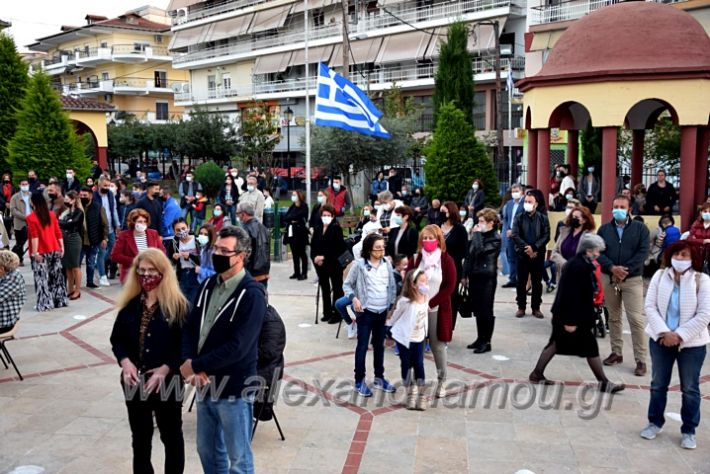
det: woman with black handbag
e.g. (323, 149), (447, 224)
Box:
(284, 190), (309, 280)
(463, 208), (501, 353)
(311, 205), (347, 324)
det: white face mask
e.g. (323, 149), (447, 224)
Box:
(523, 202), (534, 213)
(478, 223), (488, 233)
(317, 195), (325, 204)
(472, 184), (479, 191)
(134, 223), (147, 232)
(565, 194), (573, 200)
(196, 235), (209, 246)
(321, 216), (333, 226)
(671, 258), (692, 273)
(363, 210), (370, 217)
(291, 195), (298, 203)
(459, 210), (467, 218)
(109, 186), (117, 193)
(20, 185), (29, 192)
(511, 191), (521, 200)
(186, 176), (193, 182)
(231, 171), (238, 178)
(66, 173), (74, 180)
(247, 185), (255, 192)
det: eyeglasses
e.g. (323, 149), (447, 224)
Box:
(213, 247), (240, 256)
(136, 269), (161, 276)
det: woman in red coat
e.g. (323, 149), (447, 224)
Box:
(111, 209), (165, 283)
(687, 202), (710, 262)
(411, 224), (457, 399)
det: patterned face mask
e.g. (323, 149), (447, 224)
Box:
(138, 274), (163, 292)
(176, 230), (189, 239)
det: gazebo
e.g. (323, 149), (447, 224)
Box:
(518, 1), (710, 227)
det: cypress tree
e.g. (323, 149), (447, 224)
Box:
(425, 102), (498, 204)
(7, 73), (90, 180)
(433, 22), (474, 127)
(0, 32), (29, 174)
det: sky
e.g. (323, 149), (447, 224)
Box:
(3, 0), (170, 51)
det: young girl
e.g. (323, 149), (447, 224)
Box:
(387, 269), (429, 411)
(195, 224), (216, 284)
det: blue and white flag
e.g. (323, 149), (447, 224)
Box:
(506, 68), (514, 93)
(314, 63), (390, 139)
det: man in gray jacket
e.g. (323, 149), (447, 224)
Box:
(597, 194), (650, 376)
(9, 178), (32, 265)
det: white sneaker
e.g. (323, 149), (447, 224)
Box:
(640, 423), (662, 440)
(346, 323), (357, 339)
(99, 276), (110, 287)
(681, 433), (696, 449)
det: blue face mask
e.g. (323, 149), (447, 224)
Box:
(391, 214), (403, 226)
(612, 208), (627, 222)
(702, 212), (710, 222)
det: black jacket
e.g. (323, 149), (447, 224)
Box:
(182, 272), (266, 399)
(386, 225), (418, 258)
(165, 236), (201, 269)
(464, 229), (502, 278)
(62, 178), (81, 195)
(551, 254), (596, 328)
(309, 203), (323, 229)
(110, 296), (184, 375)
(444, 223), (469, 279)
(645, 181), (677, 214)
(310, 222), (346, 269)
(511, 211), (551, 255)
(257, 305), (286, 388)
(596, 218), (650, 278)
(218, 184), (240, 206)
(242, 218), (271, 278)
(83, 200), (108, 246)
(427, 207), (442, 227)
(283, 203), (309, 247)
(58, 208), (84, 236)
(136, 196), (164, 233)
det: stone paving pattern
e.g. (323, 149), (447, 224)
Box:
(1, 261), (710, 473)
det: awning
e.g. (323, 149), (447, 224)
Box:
(529, 29), (564, 51)
(249, 4), (293, 33)
(290, 45), (334, 66)
(330, 37), (382, 67)
(169, 25), (209, 50)
(292, 0), (334, 13)
(467, 18), (507, 52)
(167, 0), (206, 11)
(253, 51), (293, 74)
(377, 0), (409, 6)
(206, 14), (253, 42)
(375, 30), (432, 64)
(424, 28), (442, 59)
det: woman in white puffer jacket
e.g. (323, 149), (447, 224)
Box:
(641, 241), (710, 450)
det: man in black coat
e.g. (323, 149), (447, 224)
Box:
(135, 182), (164, 234)
(80, 187), (108, 288)
(237, 202), (271, 288)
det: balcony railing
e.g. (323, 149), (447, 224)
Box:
(43, 44), (169, 70)
(172, 0), (270, 25)
(62, 78), (188, 95)
(173, 0), (525, 65)
(175, 56), (524, 102)
(529, 0), (687, 25)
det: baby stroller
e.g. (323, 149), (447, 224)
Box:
(592, 260), (608, 338)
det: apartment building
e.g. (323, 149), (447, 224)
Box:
(167, 0), (528, 171)
(28, 6), (190, 124)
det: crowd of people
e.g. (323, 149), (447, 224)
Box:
(2, 161), (710, 472)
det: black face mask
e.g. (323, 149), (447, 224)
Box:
(570, 217), (581, 229)
(100, 188), (109, 194)
(152, 192), (161, 200)
(81, 198), (90, 207)
(28, 177), (36, 182)
(48, 193), (57, 199)
(212, 253), (234, 274)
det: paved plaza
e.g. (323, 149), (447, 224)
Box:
(1, 261), (710, 474)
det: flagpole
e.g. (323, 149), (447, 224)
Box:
(508, 62), (513, 186)
(304, 0), (312, 210)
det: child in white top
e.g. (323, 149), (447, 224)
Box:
(386, 269), (429, 410)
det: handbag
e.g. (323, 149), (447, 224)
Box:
(337, 249), (354, 268)
(458, 281), (473, 318)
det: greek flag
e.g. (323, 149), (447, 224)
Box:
(506, 68), (514, 93)
(314, 63), (390, 139)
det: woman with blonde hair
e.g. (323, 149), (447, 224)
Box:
(110, 248), (189, 473)
(411, 224), (457, 397)
(58, 190), (84, 300)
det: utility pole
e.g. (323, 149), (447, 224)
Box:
(341, 0), (350, 79)
(492, 20), (504, 181)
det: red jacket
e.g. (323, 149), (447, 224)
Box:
(326, 186), (348, 217)
(411, 251), (457, 343)
(111, 229), (166, 283)
(687, 219), (710, 247)
(27, 212), (62, 256)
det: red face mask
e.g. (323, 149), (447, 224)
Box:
(422, 240), (439, 253)
(138, 274), (163, 292)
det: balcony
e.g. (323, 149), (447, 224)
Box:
(63, 79), (115, 95)
(172, 0), (270, 25)
(529, 0), (688, 26)
(175, 56), (525, 105)
(172, 0), (526, 67)
(62, 78), (188, 96)
(42, 44), (170, 72)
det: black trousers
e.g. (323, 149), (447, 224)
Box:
(516, 253), (544, 311)
(12, 227), (27, 263)
(315, 263), (343, 318)
(470, 275), (497, 343)
(290, 242), (308, 276)
(125, 390), (185, 474)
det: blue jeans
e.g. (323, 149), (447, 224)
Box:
(335, 295), (353, 324)
(178, 268), (200, 303)
(543, 258), (557, 285)
(500, 232), (510, 276)
(97, 231), (116, 277)
(648, 338), (706, 434)
(354, 309), (387, 383)
(396, 340), (425, 386)
(506, 237), (518, 284)
(196, 397), (254, 474)
(81, 244), (99, 285)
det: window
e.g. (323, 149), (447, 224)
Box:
(100, 41), (108, 48)
(312, 9), (324, 27)
(156, 102), (169, 121)
(473, 91), (486, 131)
(207, 75), (216, 98)
(154, 70), (167, 87)
(101, 72), (110, 81)
(133, 42), (148, 52)
(222, 74), (232, 90)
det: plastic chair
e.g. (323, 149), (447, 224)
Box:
(0, 323), (22, 380)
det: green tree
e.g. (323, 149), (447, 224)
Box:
(424, 102), (497, 204)
(7, 72), (89, 180)
(581, 124), (602, 173)
(238, 103), (278, 180)
(194, 161), (225, 200)
(182, 107), (237, 163)
(0, 33), (29, 175)
(433, 22), (474, 127)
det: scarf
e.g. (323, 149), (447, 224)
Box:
(421, 248), (442, 272)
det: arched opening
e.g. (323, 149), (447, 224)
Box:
(525, 106), (532, 130)
(548, 101), (592, 131)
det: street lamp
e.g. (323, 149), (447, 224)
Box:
(284, 107), (294, 190)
